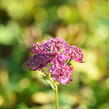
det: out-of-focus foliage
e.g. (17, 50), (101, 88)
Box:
(0, 0), (109, 109)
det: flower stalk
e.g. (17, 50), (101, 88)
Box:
(54, 84), (59, 109)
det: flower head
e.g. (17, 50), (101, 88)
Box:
(27, 53), (55, 71)
(43, 38), (69, 54)
(27, 38), (84, 85)
(67, 46), (84, 63)
(50, 63), (73, 84)
(32, 38), (69, 54)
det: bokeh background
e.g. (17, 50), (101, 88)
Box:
(0, 0), (109, 109)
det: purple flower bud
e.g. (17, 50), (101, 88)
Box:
(27, 53), (55, 71)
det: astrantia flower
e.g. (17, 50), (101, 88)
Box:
(50, 63), (73, 84)
(27, 53), (55, 71)
(27, 38), (84, 85)
(43, 38), (69, 54)
(32, 38), (69, 54)
(67, 46), (84, 63)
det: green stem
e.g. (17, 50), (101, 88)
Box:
(54, 84), (59, 109)
(67, 59), (71, 65)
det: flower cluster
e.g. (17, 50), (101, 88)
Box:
(27, 38), (83, 84)
(27, 53), (55, 71)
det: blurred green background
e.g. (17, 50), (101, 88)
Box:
(0, 0), (109, 109)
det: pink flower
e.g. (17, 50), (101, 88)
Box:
(50, 63), (73, 84)
(27, 38), (84, 85)
(32, 38), (69, 54)
(43, 38), (69, 53)
(67, 46), (84, 63)
(51, 53), (70, 64)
